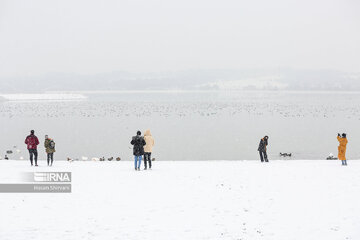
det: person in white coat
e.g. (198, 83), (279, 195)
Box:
(143, 129), (155, 170)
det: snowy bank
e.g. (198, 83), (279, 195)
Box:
(0, 93), (87, 101)
(0, 160), (359, 240)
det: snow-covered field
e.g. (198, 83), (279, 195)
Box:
(0, 160), (359, 240)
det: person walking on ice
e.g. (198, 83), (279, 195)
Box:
(337, 133), (348, 166)
(44, 135), (56, 166)
(131, 130), (146, 171)
(258, 136), (269, 162)
(25, 130), (39, 166)
(143, 129), (155, 170)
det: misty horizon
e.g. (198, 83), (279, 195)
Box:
(1, 0), (359, 86)
(0, 67), (359, 93)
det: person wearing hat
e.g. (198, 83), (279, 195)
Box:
(337, 133), (348, 166)
(25, 130), (40, 166)
(258, 136), (269, 162)
(130, 130), (146, 171)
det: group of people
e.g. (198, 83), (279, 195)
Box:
(24, 130), (56, 166)
(256, 134), (349, 166)
(23, 130), (347, 167)
(23, 129), (156, 169)
(131, 129), (155, 170)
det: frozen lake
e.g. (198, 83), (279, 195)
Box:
(0, 91), (359, 161)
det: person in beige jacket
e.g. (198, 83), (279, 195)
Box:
(143, 129), (155, 170)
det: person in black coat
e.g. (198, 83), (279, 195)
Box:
(258, 136), (269, 162)
(131, 131), (146, 171)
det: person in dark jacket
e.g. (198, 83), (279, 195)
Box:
(258, 136), (269, 162)
(25, 130), (40, 166)
(131, 131), (146, 171)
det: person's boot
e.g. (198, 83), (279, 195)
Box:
(135, 167), (137, 171)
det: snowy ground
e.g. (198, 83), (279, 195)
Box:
(0, 160), (359, 240)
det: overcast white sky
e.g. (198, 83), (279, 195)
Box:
(0, 0), (359, 77)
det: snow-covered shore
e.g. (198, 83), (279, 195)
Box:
(0, 93), (87, 101)
(0, 160), (359, 240)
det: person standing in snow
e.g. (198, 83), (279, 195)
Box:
(44, 135), (56, 166)
(258, 136), (269, 162)
(131, 131), (146, 171)
(143, 129), (155, 170)
(25, 130), (40, 166)
(337, 133), (348, 166)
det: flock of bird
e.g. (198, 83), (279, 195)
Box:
(0, 146), (24, 160)
(0, 145), (124, 162)
(1, 98), (360, 120)
(67, 156), (121, 162)
(66, 157), (155, 162)
(1, 145), (154, 162)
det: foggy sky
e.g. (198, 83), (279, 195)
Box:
(0, 0), (359, 78)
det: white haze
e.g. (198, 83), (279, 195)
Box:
(0, 0), (359, 79)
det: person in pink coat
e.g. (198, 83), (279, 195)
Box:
(25, 130), (40, 166)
